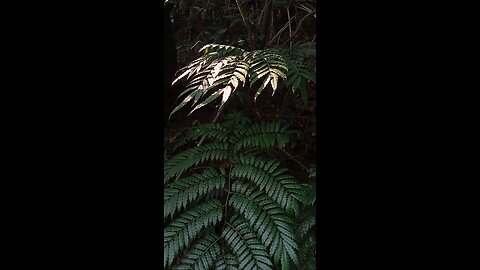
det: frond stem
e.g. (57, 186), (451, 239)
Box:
(221, 165), (233, 238)
(194, 235), (223, 265)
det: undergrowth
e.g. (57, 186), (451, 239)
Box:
(164, 112), (316, 270)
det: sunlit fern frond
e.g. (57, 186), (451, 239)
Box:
(245, 49), (288, 101)
(171, 56), (250, 117)
(199, 43), (246, 58)
(171, 45), (294, 117)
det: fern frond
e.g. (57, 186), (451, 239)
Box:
(199, 43), (246, 57)
(172, 58), (208, 86)
(171, 44), (313, 117)
(214, 253), (239, 270)
(285, 59), (315, 105)
(164, 142), (228, 184)
(174, 123), (230, 150)
(299, 183), (316, 205)
(289, 42), (316, 61)
(223, 111), (251, 127)
(171, 233), (222, 270)
(222, 214), (273, 270)
(170, 59), (229, 117)
(229, 182), (299, 267)
(294, 205), (316, 270)
(246, 50), (288, 101)
(230, 155), (306, 215)
(163, 113), (311, 268)
(212, 58), (250, 112)
(171, 55), (251, 117)
(232, 120), (291, 151)
(164, 200), (223, 268)
(164, 168), (226, 219)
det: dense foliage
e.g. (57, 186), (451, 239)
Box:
(164, 113), (315, 269)
(164, 0), (316, 268)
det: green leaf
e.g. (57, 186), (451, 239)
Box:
(164, 168), (226, 219)
(222, 215), (272, 270)
(229, 182), (299, 268)
(171, 233), (222, 270)
(164, 200), (223, 268)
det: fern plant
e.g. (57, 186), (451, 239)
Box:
(169, 43), (315, 119)
(295, 168), (316, 270)
(164, 112), (315, 269)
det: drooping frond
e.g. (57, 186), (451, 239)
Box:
(171, 55), (250, 117)
(211, 57), (250, 112)
(170, 58), (230, 117)
(171, 233), (222, 270)
(164, 200), (223, 268)
(230, 155), (307, 215)
(214, 253), (239, 270)
(169, 44), (298, 117)
(232, 120), (291, 151)
(222, 214), (273, 270)
(172, 57), (209, 86)
(229, 181), (299, 267)
(245, 50), (288, 101)
(164, 142), (228, 184)
(164, 168), (226, 219)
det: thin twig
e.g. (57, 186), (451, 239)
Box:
(234, 0), (253, 49)
(266, 14), (296, 47)
(287, 6), (293, 49)
(282, 9), (316, 45)
(220, 166), (232, 238)
(258, 0), (272, 28)
(277, 146), (310, 172)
